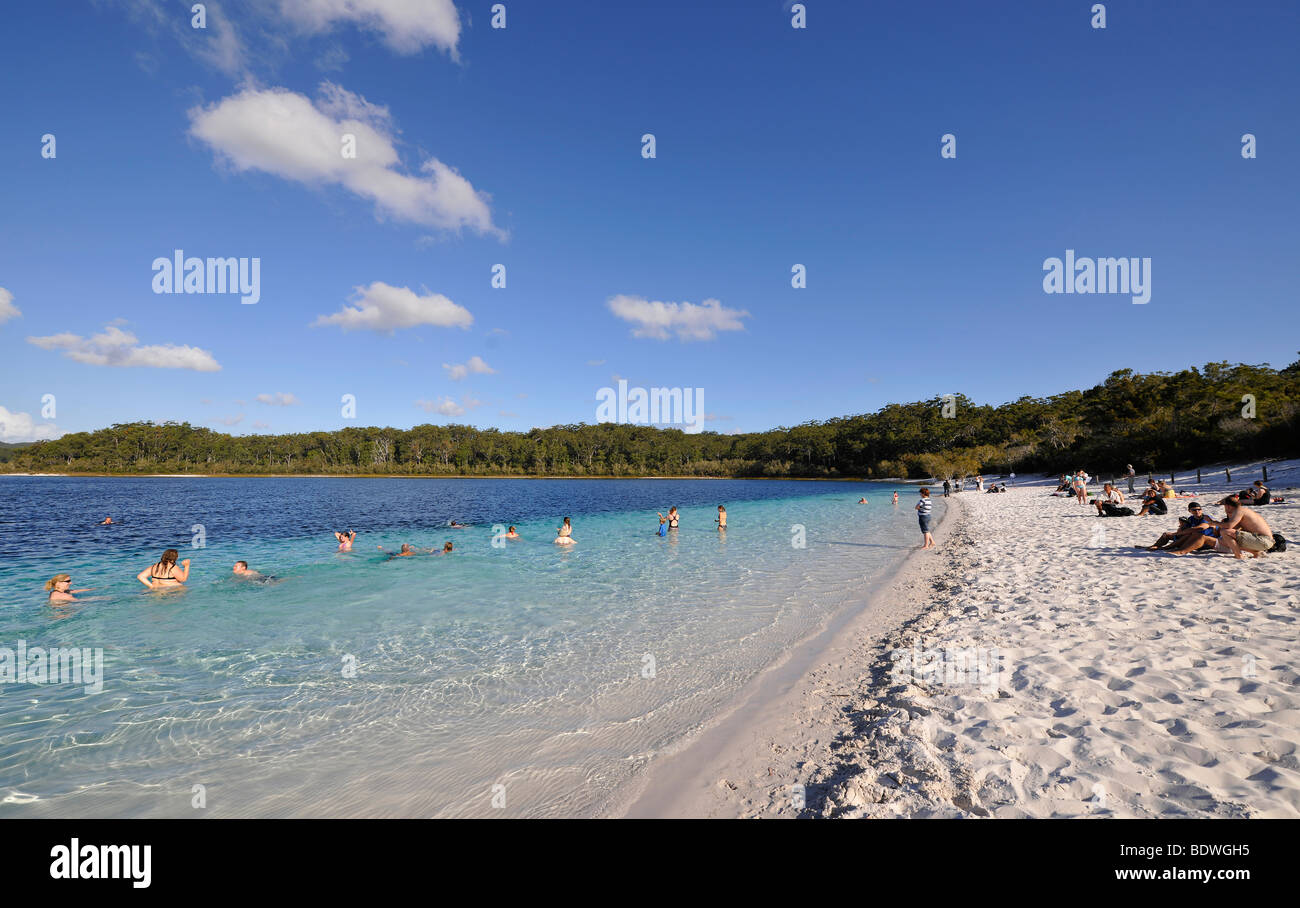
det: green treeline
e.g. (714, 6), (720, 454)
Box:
(6, 360), (1298, 479)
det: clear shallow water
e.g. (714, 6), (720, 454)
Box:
(0, 477), (940, 817)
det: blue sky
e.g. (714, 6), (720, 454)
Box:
(1, 0), (1297, 442)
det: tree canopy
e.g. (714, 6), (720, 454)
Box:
(6, 359), (1297, 479)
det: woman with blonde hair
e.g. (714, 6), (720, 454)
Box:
(45, 574), (93, 603)
(137, 549), (190, 590)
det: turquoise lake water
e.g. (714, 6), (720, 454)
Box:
(0, 477), (941, 817)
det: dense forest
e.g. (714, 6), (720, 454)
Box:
(5, 360), (1298, 479)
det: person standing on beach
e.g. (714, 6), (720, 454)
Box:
(942, 479), (951, 498)
(1126, 463), (1136, 494)
(916, 488), (935, 549)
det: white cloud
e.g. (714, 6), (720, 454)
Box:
(416, 394), (482, 417)
(278, 0), (461, 56)
(0, 288), (20, 324)
(608, 294), (749, 341)
(189, 83), (500, 236)
(256, 392), (301, 406)
(27, 324), (221, 371)
(0, 406), (60, 443)
(585, 359), (605, 367)
(442, 355), (495, 380)
(314, 281), (472, 333)
(219, 415), (245, 426)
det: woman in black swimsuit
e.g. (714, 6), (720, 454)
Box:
(137, 548), (190, 590)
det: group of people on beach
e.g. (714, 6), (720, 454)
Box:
(1059, 468), (1286, 557)
(1137, 495), (1280, 558)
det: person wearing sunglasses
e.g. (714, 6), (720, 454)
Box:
(44, 574), (95, 603)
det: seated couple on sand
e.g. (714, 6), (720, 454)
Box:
(1139, 497), (1282, 558)
(1237, 480), (1286, 505)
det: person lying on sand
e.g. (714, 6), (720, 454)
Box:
(1239, 481), (1271, 505)
(45, 573), (95, 603)
(1139, 502), (1212, 550)
(1212, 496), (1275, 559)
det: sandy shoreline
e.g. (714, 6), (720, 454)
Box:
(621, 464), (1300, 819)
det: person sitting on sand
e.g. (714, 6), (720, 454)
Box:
(1140, 502), (1212, 550)
(1136, 487), (1168, 516)
(505, 526), (520, 539)
(335, 531), (356, 552)
(1239, 481), (1271, 505)
(716, 505), (727, 529)
(1092, 483), (1125, 514)
(45, 574), (93, 603)
(555, 517), (575, 545)
(137, 549), (190, 590)
(100, 517), (113, 525)
(1211, 496), (1275, 559)
(1055, 474), (1071, 493)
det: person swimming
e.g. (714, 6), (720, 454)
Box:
(858, 498), (867, 504)
(716, 505), (727, 529)
(448, 521), (469, 529)
(45, 573), (93, 603)
(505, 526), (520, 539)
(137, 549), (190, 590)
(442, 541), (454, 553)
(232, 561), (278, 583)
(100, 517), (113, 525)
(555, 517), (575, 545)
(335, 530), (356, 552)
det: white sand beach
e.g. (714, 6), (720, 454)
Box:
(620, 461), (1300, 818)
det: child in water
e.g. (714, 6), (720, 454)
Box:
(716, 505), (727, 529)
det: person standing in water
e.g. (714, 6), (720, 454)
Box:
(916, 489), (935, 549)
(137, 549), (190, 590)
(716, 505), (727, 529)
(335, 530), (356, 551)
(555, 517), (575, 545)
(45, 574), (94, 603)
(892, 491), (899, 505)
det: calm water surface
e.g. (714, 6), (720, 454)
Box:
(0, 477), (940, 817)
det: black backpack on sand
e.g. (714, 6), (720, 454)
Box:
(1269, 533), (1287, 553)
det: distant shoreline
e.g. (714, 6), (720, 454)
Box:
(0, 471), (922, 482)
